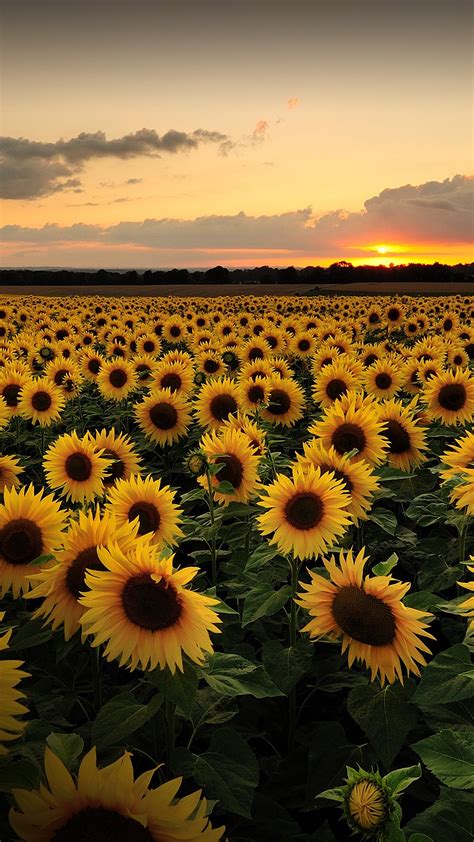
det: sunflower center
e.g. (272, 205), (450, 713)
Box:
(249, 347), (264, 361)
(143, 340), (155, 353)
(109, 369), (128, 388)
(210, 393), (238, 421)
(122, 573), (182, 630)
(0, 518), (43, 566)
(364, 354), (377, 367)
(387, 308), (399, 321)
(369, 312), (380, 324)
(332, 423), (366, 455)
(65, 453), (92, 482)
(149, 402), (178, 430)
(102, 449), (125, 484)
(161, 373), (181, 392)
(54, 369), (68, 385)
(2, 383), (21, 406)
(375, 373), (392, 390)
(385, 419), (411, 454)
(444, 318), (453, 331)
(285, 492), (323, 530)
(332, 586), (395, 645)
(52, 806), (154, 842)
(438, 383), (466, 411)
(88, 359), (101, 374)
(204, 359), (219, 374)
(170, 326), (181, 337)
(215, 454), (244, 488)
(128, 501), (160, 535)
(299, 339), (310, 352)
(267, 388), (291, 415)
(248, 384), (265, 403)
(326, 378), (347, 401)
(66, 546), (104, 599)
(32, 390), (52, 412)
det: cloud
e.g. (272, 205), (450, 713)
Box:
(126, 178), (142, 185)
(0, 127), (234, 199)
(252, 120), (268, 142)
(2, 176), (472, 258)
(287, 97), (299, 109)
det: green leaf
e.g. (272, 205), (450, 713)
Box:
(369, 508), (398, 534)
(316, 786), (344, 803)
(29, 553), (55, 568)
(406, 494), (448, 527)
(242, 584), (291, 626)
(413, 645), (474, 707)
(347, 683), (417, 769)
(92, 691), (163, 750)
(372, 552), (399, 576)
(204, 653), (284, 698)
(405, 788), (474, 841)
(306, 721), (364, 802)
(9, 619), (54, 649)
(192, 728), (259, 818)
(0, 760), (41, 793)
(408, 835), (434, 842)
(46, 733), (84, 769)
(148, 662), (198, 718)
(262, 638), (313, 693)
(404, 591), (441, 612)
(384, 764), (422, 795)
(413, 729), (474, 789)
(215, 480), (236, 494)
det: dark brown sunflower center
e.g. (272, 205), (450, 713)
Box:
(267, 336), (278, 349)
(332, 422), (366, 455)
(438, 383), (466, 411)
(248, 384), (265, 403)
(102, 449), (125, 484)
(149, 402), (178, 430)
(204, 359), (219, 374)
(170, 325), (181, 337)
(249, 347), (264, 361)
(369, 312), (380, 324)
(267, 388), (291, 415)
(319, 464), (353, 493)
(161, 373), (181, 392)
(0, 518), (43, 566)
(128, 501), (160, 535)
(444, 318), (453, 331)
(65, 453), (92, 482)
(109, 369), (128, 388)
(375, 373), (392, 390)
(143, 340), (155, 353)
(466, 343), (474, 360)
(122, 572), (182, 630)
(215, 454), (244, 488)
(387, 308), (400, 321)
(88, 359), (101, 374)
(32, 390), (52, 412)
(52, 806), (154, 842)
(65, 546), (104, 599)
(210, 393), (238, 421)
(298, 339), (310, 351)
(364, 354), (377, 367)
(285, 492), (323, 530)
(332, 585), (396, 645)
(326, 378), (347, 400)
(385, 419), (411, 454)
(2, 383), (21, 406)
(54, 369), (68, 385)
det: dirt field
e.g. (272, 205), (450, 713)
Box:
(0, 281), (472, 297)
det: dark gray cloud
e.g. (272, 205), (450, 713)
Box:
(2, 176), (472, 254)
(0, 128), (234, 199)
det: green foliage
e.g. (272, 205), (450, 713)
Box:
(413, 730), (474, 790)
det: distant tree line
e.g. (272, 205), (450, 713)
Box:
(0, 262), (473, 287)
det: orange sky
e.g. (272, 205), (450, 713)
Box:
(1, 1), (473, 268)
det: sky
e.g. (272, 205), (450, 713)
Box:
(1, 0), (473, 268)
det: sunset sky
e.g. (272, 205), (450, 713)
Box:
(1, 0), (472, 268)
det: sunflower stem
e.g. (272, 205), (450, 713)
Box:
(288, 556), (299, 754)
(91, 645), (102, 713)
(205, 468), (218, 588)
(165, 698), (176, 773)
(458, 522), (468, 565)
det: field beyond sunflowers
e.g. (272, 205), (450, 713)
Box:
(0, 292), (473, 842)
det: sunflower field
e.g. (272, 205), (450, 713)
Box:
(0, 292), (473, 842)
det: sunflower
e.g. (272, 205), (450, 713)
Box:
(0, 365), (29, 416)
(222, 412), (267, 455)
(44, 431), (112, 503)
(0, 484), (67, 598)
(385, 302), (405, 329)
(153, 358), (194, 397)
(257, 466), (351, 560)
(197, 349), (226, 379)
(309, 393), (388, 465)
(130, 353), (160, 386)
(0, 613), (29, 756)
(80, 350), (103, 381)
(457, 561), (474, 633)
(260, 377), (305, 427)
(295, 440), (379, 525)
(376, 399), (428, 472)
(424, 367), (474, 425)
(44, 355), (81, 391)
(449, 467), (474, 515)
(10, 746), (224, 841)
(364, 359), (403, 401)
(290, 331), (317, 358)
(80, 540), (221, 672)
(105, 474), (183, 548)
(97, 358), (137, 401)
(92, 428), (142, 488)
(18, 377), (66, 426)
(195, 376), (241, 429)
(0, 454), (22, 491)
(198, 427), (261, 505)
(163, 315), (186, 343)
(296, 547), (434, 685)
(137, 333), (162, 356)
(28, 508), (140, 641)
(313, 360), (360, 407)
(238, 376), (269, 414)
(440, 429), (474, 481)
(135, 388), (192, 446)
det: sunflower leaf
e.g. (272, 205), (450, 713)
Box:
(412, 729), (474, 789)
(147, 661), (199, 718)
(242, 584), (291, 626)
(204, 653), (284, 698)
(46, 732), (84, 770)
(192, 728), (259, 818)
(91, 691), (163, 750)
(369, 507), (398, 534)
(372, 552), (399, 576)
(413, 644), (474, 707)
(405, 788), (474, 841)
(347, 683), (418, 769)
